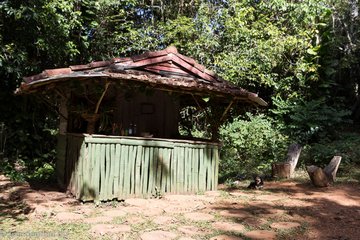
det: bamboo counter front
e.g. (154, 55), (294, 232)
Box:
(63, 133), (220, 201)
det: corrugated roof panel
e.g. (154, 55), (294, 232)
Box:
(17, 46), (267, 106)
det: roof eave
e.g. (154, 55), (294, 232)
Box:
(16, 72), (267, 106)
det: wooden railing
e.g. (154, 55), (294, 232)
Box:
(65, 134), (219, 201)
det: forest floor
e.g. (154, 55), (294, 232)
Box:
(0, 173), (359, 240)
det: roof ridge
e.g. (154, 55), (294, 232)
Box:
(18, 46), (268, 106)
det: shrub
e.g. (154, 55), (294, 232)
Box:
(272, 98), (351, 144)
(0, 159), (26, 182)
(219, 113), (289, 182)
(27, 162), (56, 182)
(0, 95), (58, 183)
(303, 132), (360, 167)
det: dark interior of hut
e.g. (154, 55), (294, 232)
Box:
(63, 79), (241, 142)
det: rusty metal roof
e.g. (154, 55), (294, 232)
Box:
(17, 46), (267, 106)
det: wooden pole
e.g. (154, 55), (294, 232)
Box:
(56, 93), (69, 189)
(95, 81), (110, 114)
(81, 80), (111, 134)
(220, 99), (235, 123)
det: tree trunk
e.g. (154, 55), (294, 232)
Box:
(306, 156), (342, 187)
(323, 156), (342, 182)
(272, 143), (302, 179)
(285, 143), (302, 178)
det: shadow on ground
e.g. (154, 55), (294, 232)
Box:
(0, 174), (75, 224)
(215, 180), (360, 240)
(1, 173), (360, 240)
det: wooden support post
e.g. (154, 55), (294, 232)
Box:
(59, 99), (68, 135)
(94, 81), (110, 114)
(56, 95), (69, 189)
(82, 80), (110, 134)
(220, 100), (235, 123)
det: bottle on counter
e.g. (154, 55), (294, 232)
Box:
(133, 124), (137, 136)
(129, 123), (133, 136)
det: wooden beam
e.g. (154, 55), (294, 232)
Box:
(220, 99), (235, 123)
(54, 88), (67, 100)
(94, 80), (111, 114)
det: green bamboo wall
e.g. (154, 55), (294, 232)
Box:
(65, 134), (219, 201)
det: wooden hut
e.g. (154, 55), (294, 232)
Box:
(17, 46), (266, 201)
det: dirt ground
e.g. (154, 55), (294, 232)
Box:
(0, 174), (359, 240)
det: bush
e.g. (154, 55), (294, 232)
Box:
(0, 159), (26, 182)
(272, 98), (351, 144)
(0, 95), (58, 183)
(0, 157), (56, 183)
(303, 132), (360, 167)
(219, 113), (289, 182)
(27, 162), (56, 182)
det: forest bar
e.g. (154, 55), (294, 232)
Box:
(61, 133), (220, 201)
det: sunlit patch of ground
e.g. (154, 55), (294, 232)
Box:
(0, 173), (359, 240)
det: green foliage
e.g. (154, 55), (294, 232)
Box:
(178, 105), (212, 139)
(0, 159), (26, 182)
(0, 157), (55, 183)
(303, 132), (360, 167)
(339, 163), (360, 182)
(0, 95), (57, 182)
(219, 113), (288, 182)
(27, 162), (56, 182)
(272, 97), (351, 143)
(0, 0), (359, 185)
(207, 0), (330, 99)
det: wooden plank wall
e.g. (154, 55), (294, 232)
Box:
(65, 134), (85, 197)
(56, 134), (68, 189)
(65, 135), (219, 201)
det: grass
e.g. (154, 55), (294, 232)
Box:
(337, 164), (360, 183)
(130, 218), (158, 232)
(219, 190), (231, 198)
(0, 218), (91, 240)
(0, 202), (305, 240)
(112, 215), (127, 224)
(275, 222), (309, 240)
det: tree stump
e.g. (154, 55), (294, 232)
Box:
(306, 166), (329, 187)
(286, 143), (302, 177)
(272, 143), (302, 179)
(306, 156), (342, 187)
(323, 156), (342, 182)
(272, 163), (291, 178)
